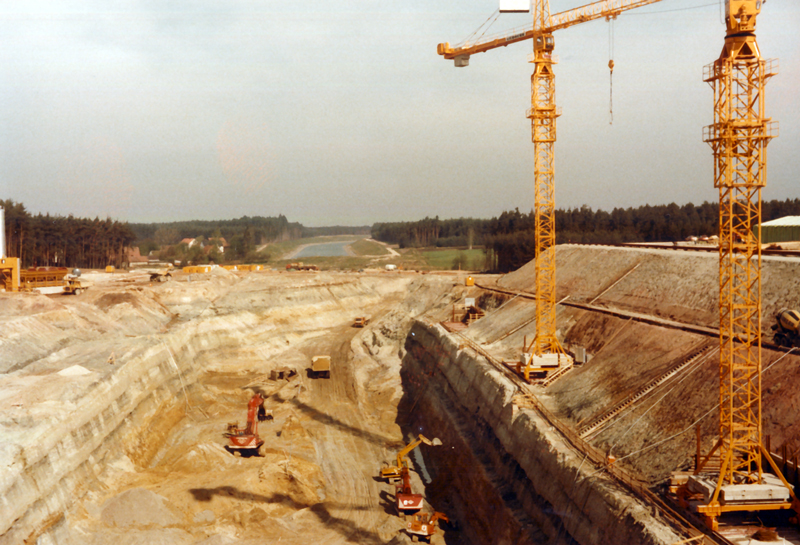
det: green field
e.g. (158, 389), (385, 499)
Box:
(421, 249), (485, 271)
(350, 239), (389, 256)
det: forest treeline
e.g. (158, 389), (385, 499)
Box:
(301, 225), (371, 238)
(129, 216), (305, 264)
(5, 197), (799, 272)
(371, 199), (800, 272)
(1, 200), (136, 269)
(1, 201), (307, 268)
(129, 215), (302, 249)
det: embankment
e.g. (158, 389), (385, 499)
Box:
(0, 272), (431, 544)
(401, 320), (685, 545)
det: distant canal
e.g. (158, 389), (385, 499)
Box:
(293, 241), (354, 258)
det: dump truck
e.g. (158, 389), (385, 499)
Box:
(353, 316), (369, 328)
(380, 434), (442, 484)
(407, 512), (449, 542)
(772, 308), (800, 346)
(309, 355), (331, 378)
(223, 393), (271, 456)
(63, 276), (91, 295)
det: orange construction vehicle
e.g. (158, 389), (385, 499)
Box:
(407, 512), (449, 542)
(380, 434), (442, 483)
(395, 466), (424, 519)
(223, 393), (271, 456)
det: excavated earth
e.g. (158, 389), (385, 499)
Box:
(2, 246), (800, 545)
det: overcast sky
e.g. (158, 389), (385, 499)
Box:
(1, 1), (797, 226)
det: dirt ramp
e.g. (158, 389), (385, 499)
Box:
(100, 487), (182, 528)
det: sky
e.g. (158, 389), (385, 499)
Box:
(0, 0), (798, 227)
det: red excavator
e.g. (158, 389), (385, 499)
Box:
(224, 393), (271, 456)
(395, 466), (424, 519)
(407, 511), (449, 542)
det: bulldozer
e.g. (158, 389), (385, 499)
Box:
(380, 434), (442, 483)
(353, 316), (369, 328)
(407, 512), (449, 542)
(772, 308), (800, 347)
(223, 393), (271, 456)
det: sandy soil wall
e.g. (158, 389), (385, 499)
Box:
(0, 315), (272, 544)
(500, 244), (800, 333)
(0, 272), (421, 544)
(403, 321), (684, 545)
(472, 245), (800, 484)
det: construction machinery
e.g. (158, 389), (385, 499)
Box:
(771, 308), (800, 347)
(381, 434), (442, 483)
(407, 512), (449, 543)
(395, 467), (424, 519)
(438, 0), (665, 382)
(0, 257), (21, 292)
(286, 262), (319, 271)
(63, 273), (91, 295)
(224, 393), (271, 456)
(674, 0), (800, 531)
(309, 355), (331, 379)
(0, 208), (21, 292)
(269, 366), (297, 381)
(353, 316), (370, 328)
(149, 271), (172, 282)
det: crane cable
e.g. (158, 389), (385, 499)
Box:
(608, 17), (615, 125)
(460, 9), (500, 48)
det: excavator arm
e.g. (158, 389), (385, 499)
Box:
(437, 0), (665, 63)
(430, 512), (450, 525)
(244, 393), (266, 434)
(381, 434), (442, 481)
(396, 434), (442, 469)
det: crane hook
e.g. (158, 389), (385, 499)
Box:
(608, 60), (614, 125)
(608, 17), (615, 125)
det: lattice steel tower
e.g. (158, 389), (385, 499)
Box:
(437, 0), (672, 381)
(704, 0), (775, 487)
(692, 0), (798, 531)
(526, 0), (565, 361)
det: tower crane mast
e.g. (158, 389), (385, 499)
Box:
(438, 0), (664, 381)
(680, 0), (799, 532)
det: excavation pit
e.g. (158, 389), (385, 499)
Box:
(3, 246), (800, 544)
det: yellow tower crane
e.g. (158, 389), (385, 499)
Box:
(438, 0), (664, 381)
(677, 0), (799, 532)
